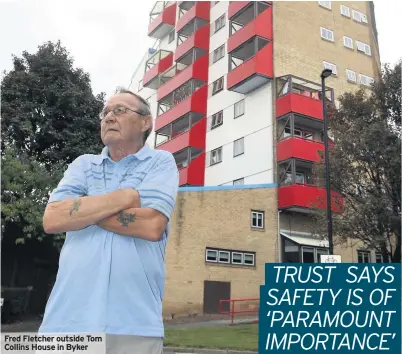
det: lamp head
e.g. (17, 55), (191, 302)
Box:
(321, 69), (332, 79)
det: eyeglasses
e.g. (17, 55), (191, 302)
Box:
(99, 105), (143, 120)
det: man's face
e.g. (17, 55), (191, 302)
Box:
(100, 93), (151, 147)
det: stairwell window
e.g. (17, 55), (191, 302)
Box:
(343, 36), (353, 49)
(251, 211), (264, 229)
(213, 44), (225, 63)
(356, 41), (371, 56)
(210, 147), (222, 165)
(212, 77), (224, 95)
(233, 137), (244, 157)
(234, 99), (245, 118)
(346, 69), (357, 83)
(340, 5), (350, 17)
(323, 61), (337, 75)
(359, 74), (374, 86)
(211, 111), (223, 129)
(318, 1), (331, 10)
(320, 27), (334, 42)
(214, 14), (225, 34)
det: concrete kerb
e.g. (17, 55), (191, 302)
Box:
(163, 347), (257, 354)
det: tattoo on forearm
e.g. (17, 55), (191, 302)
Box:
(117, 211), (136, 227)
(69, 199), (81, 216)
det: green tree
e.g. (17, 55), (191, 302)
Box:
(1, 41), (105, 245)
(313, 60), (401, 262)
(1, 40), (105, 168)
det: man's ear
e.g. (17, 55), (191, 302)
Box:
(142, 115), (152, 133)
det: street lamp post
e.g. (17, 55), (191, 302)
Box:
(321, 69), (333, 255)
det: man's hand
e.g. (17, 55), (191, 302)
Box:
(97, 207), (168, 242)
(43, 189), (140, 234)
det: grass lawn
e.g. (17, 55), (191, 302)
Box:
(164, 324), (258, 351)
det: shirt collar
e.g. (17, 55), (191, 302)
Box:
(93, 143), (154, 165)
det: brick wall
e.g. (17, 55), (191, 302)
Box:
(163, 186), (278, 317)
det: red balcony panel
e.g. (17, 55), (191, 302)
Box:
(156, 117), (206, 154)
(278, 184), (344, 214)
(143, 52), (173, 88)
(179, 153), (205, 186)
(175, 25), (210, 62)
(228, 7), (272, 53)
(227, 42), (273, 94)
(276, 93), (323, 120)
(228, 1), (251, 20)
(155, 85), (207, 130)
(148, 3), (177, 39)
(157, 54), (209, 101)
(176, 2), (210, 33)
(277, 138), (326, 163)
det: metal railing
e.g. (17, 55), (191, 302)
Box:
(219, 298), (259, 325)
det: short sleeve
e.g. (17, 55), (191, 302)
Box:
(136, 152), (179, 220)
(48, 156), (88, 203)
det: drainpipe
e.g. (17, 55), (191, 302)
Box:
(277, 210), (282, 263)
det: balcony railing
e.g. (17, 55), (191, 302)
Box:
(177, 150), (205, 186)
(278, 159), (316, 187)
(276, 75), (334, 102)
(229, 1), (270, 36)
(175, 24), (210, 63)
(178, 1), (195, 15)
(155, 112), (204, 147)
(277, 114), (324, 142)
(143, 50), (173, 89)
(157, 78), (205, 116)
(159, 63), (189, 86)
(177, 17), (208, 46)
(229, 36), (269, 71)
(148, 2), (176, 38)
(145, 50), (172, 71)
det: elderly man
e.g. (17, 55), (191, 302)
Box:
(39, 88), (179, 354)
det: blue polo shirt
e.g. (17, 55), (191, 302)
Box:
(38, 144), (179, 337)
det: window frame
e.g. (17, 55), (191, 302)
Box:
(211, 110), (223, 129)
(251, 210), (264, 229)
(352, 9), (368, 24)
(340, 4), (350, 17)
(243, 253), (255, 266)
(357, 250), (371, 263)
(205, 249), (218, 263)
(212, 76), (224, 95)
(320, 27), (334, 42)
(212, 44), (225, 63)
(210, 146), (223, 165)
(343, 36), (354, 49)
(233, 137), (245, 157)
(346, 69), (357, 83)
(323, 61), (337, 75)
(205, 248), (256, 267)
(214, 14), (226, 34)
(318, 1), (331, 10)
(356, 40), (371, 56)
(359, 74), (374, 86)
(234, 99), (245, 118)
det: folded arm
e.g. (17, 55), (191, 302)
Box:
(97, 207), (167, 241)
(43, 190), (140, 234)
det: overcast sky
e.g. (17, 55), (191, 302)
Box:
(0, 0), (400, 98)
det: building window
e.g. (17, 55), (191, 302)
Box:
(356, 41), (371, 56)
(212, 76), (224, 95)
(346, 69), (357, 83)
(359, 74), (374, 86)
(323, 61), (337, 75)
(138, 80), (143, 91)
(168, 30), (175, 43)
(233, 178), (244, 185)
(340, 5), (350, 17)
(244, 253), (255, 266)
(352, 10), (368, 24)
(320, 27), (334, 42)
(318, 1), (331, 10)
(233, 137), (244, 157)
(210, 147), (222, 165)
(211, 111), (223, 129)
(205, 248), (256, 267)
(213, 44), (225, 63)
(343, 36), (354, 49)
(251, 211), (264, 229)
(214, 14), (225, 34)
(375, 253), (390, 263)
(357, 250), (371, 263)
(234, 99), (245, 118)
(206, 249), (218, 262)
